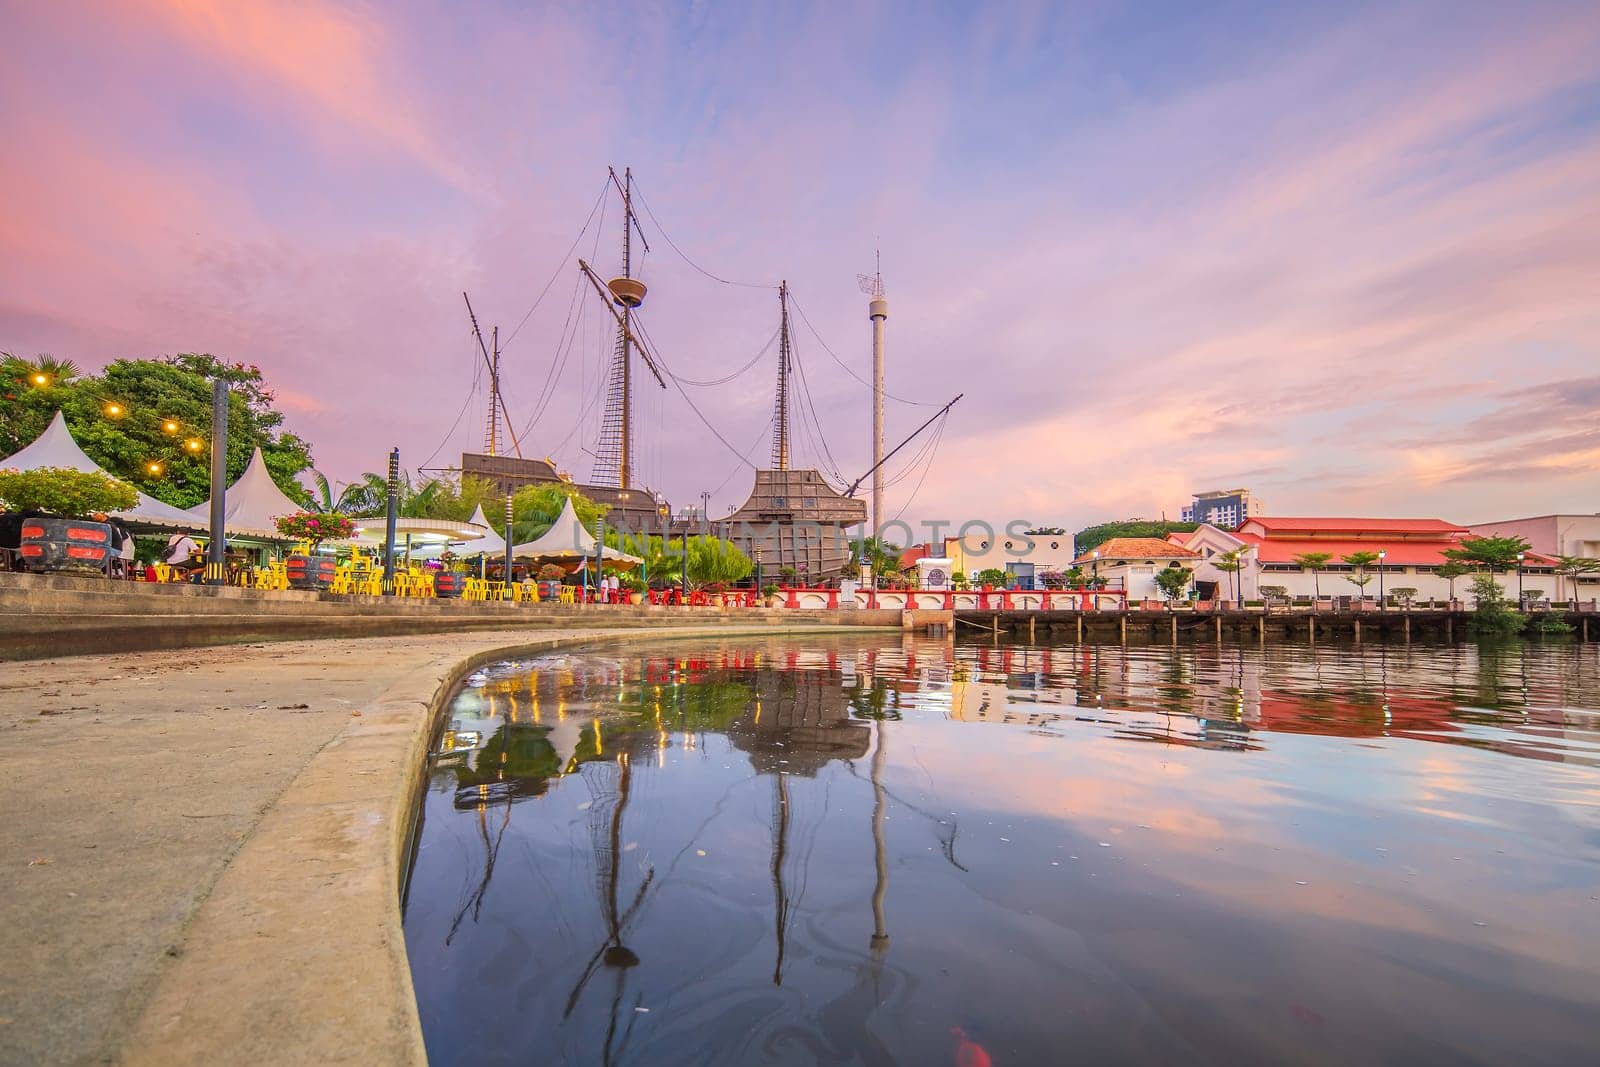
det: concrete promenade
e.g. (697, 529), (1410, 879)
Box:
(0, 623), (883, 1065)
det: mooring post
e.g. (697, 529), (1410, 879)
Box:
(1354, 618), (1362, 644)
(1446, 614), (1453, 642)
(1309, 615), (1316, 644)
(1171, 614), (1178, 644)
(1214, 614), (1222, 642)
(1257, 616), (1265, 645)
(1076, 614), (1083, 642)
(1404, 615), (1411, 642)
(1119, 614), (1127, 644)
(1029, 615), (1036, 642)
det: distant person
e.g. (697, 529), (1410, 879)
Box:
(102, 515), (134, 578)
(163, 531), (204, 575)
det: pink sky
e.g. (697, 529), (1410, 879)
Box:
(3, 0), (1597, 534)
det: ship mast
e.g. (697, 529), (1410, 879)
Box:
(594, 166), (650, 488)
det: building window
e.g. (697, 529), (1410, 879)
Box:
(1050, 541), (1059, 549)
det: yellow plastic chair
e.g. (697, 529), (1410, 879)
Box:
(510, 582), (539, 604)
(558, 586), (576, 605)
(152, 563), (175, 583)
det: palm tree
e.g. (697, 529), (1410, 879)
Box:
(305, 470), (376, 515)
(1553, 556), (1600, 608)
(849, 536), (903, 580)
(1292, 551), (1332, 600)
(1214, 548), (1245, 603)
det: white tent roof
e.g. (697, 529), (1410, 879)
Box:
(187, 447), (304, 539)
(452, 504), (507, 555)
(0, 410), (199, 528)
(510, 496), (641, 564)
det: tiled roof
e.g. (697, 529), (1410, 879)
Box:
(1074, 537), (1201, 564)
(1243, 516), (1467, 535)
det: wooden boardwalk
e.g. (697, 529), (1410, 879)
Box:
(954, 606), (1600, 643)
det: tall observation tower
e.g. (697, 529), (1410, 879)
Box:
(858, 262), (887, 536)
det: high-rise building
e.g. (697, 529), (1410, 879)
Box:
(1180, 488), (1264, 530)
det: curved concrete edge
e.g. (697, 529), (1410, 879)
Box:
(117, 624), (888, 1065)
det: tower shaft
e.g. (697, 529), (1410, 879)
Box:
(870, 296), (887, 536)
(773, 281), (791, 471)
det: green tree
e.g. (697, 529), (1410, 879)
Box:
(1468, 572), (1525, 636)
(510, 483), (609, 543)
(1292, 551), (1332, 599)
(1154, 565), (1193, 603)
(849, 536), (903, 578)
(1214, 548), (1245, 602)
(1342, 551), (1380, 593)
(1552, 556), (1600, 607)
(1436, 561), (1470, 601)
(1073, 519), (1197, 556)
(1, 353), (312, 509)
(1444, 535), (1531, 572)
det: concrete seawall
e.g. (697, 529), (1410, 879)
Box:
(0, 572), (901, 660)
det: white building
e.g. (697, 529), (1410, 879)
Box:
(1072, 537), (1202, 602)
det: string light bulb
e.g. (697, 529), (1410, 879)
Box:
(104, 402), (124, 417)
(146, 461), (165, 476)
(184, 438), (204, 453)
(162, 419), (180, 434)
(30, 372), (50, 387)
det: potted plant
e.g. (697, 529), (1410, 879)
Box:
(274, 511), (354, 590)
(0, 466), (138, 574)
(625, 573), (647, 605)
(762, 583), (781, 607)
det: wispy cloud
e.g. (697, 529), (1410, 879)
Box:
(1, 0), (1597, 531)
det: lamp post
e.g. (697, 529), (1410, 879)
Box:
(1237, 548), (1247, 610)
(681, 522), (689, 604)
(754, 545), (763, 595)
(1378, 549), (1387, 611)
(381, 447), (399, 596)
(1517, 552), (1525, 609)
(205, 378), (228, 586)
(503, 493), (513, 599)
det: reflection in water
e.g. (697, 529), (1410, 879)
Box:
(405, 638), (1600, 1065)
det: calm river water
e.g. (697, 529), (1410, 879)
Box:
(403, 636), (1600, 1066)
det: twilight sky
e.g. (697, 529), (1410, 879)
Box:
(3, 0), (1598, 535)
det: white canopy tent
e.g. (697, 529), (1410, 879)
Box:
(0, 410), (199, 528)
(186, 447), (304, 539)
(510, 496), (641, 567)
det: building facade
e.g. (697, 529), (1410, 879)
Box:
(1467, 515), (1600, 559)
(1176, 516), (1564, 603)
(944, 526), (1075, 587)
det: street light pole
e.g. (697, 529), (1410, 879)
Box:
(381, 447), (399, 596)
(1517, 552), (1525, 609)
(1378, 549), (1387, 611)
(205, 378), (228, 586)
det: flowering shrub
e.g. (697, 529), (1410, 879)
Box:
(274, 511), (354, 546)
(0, 467), (138, 516)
